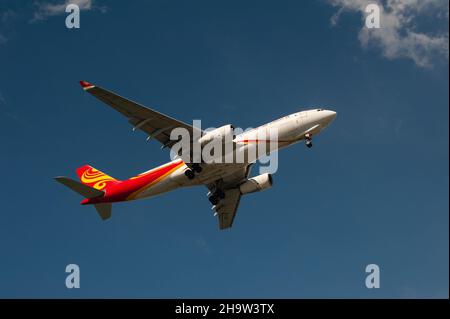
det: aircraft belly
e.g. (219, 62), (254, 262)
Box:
(174, 163), (244, 187)
(195, 165), (244, 185)
(135, 172), (183, 199)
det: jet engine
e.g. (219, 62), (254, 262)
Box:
(239, 173), (273, 195)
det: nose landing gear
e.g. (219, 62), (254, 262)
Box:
(305, 133), (313, 148)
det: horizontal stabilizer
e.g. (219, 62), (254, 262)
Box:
(54, 176), (104, 199)
(94, 203), (112, 220)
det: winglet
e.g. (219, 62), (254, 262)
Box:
(79, 80), (95, 90)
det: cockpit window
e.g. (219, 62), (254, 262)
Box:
(317, 109), (323, 111)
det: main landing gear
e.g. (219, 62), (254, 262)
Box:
(305, 133), (313, 148)
(184, 163), (203, 180)
(184, 169), (195, 179)
(208, 189), (225, 205)
(191, 163), (202, 173)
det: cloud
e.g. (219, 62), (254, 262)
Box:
(31, 0), (104, 22)
(328, 0), (449, 68)
(194, 237), (211, 253)
(0, 91), (19, 121)
(0, 9), (16, 45)
(0, 34), (7, 45)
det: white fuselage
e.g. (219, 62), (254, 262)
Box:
(134, 109), (337, 199)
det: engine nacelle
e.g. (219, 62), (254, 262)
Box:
(198, 124), (235, 146)
(239, 173), (273, 195)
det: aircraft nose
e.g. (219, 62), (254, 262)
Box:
(324, 110), (337, 123)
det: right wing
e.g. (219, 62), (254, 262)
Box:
(215, 188), (242, 230)
(79, 80), (202, 150)
(207, 164), (252, 230)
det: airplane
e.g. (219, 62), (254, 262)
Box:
(55, 80), (337, 229)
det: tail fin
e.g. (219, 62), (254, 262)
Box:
(76, 165), (120, 191)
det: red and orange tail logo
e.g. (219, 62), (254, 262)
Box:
(76, 165), (120, 191)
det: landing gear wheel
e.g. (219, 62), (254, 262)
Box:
(216, 189), (225, 199)
(305, 133), (313, 148)
(192, 163), (202, 173)
(208, 195), (219, 206)
(184, 169), (195, 180)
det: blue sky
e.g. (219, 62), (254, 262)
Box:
(0, 0), (448, 298)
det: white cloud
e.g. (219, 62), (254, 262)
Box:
(31, 0), (103, 22)
(0, 9), (16, 45)
(328, 0), (449, 68)
(0, 91), (19, 121)
(0, 34), (7, 45)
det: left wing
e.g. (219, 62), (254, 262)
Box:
(208, 164), (252, 230)
(79, 80), (202, 150)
